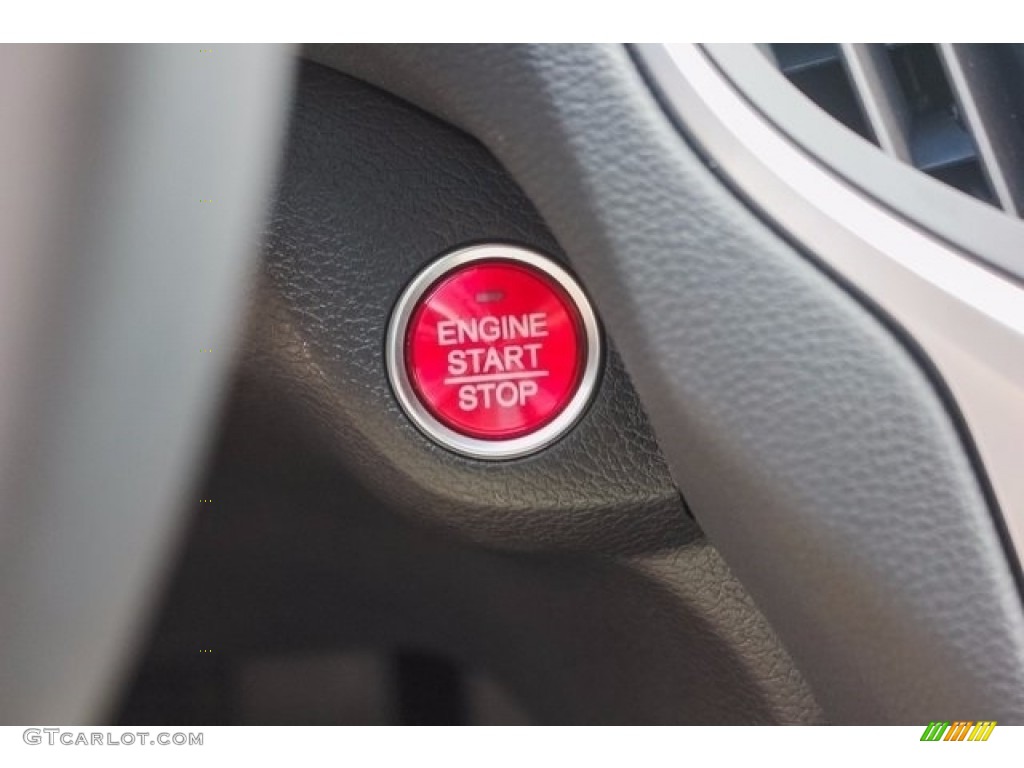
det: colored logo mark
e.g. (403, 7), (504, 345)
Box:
(920, 721), (996, 741)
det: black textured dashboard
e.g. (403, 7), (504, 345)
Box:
(123, 58), (824, 725)
(247, 60), (694, 553)
(303, 44), (1024, 723)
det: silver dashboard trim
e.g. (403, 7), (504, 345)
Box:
(385, 244), (602, 460)
(641, 43), (1024, 559)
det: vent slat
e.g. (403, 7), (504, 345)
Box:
(884, 43), (991, 201)
(839, 44), (912, 161)
(771, 43), (840, 74)
(765, 42), (1024, 213)
(911, 110), (979, 172)
(938, 44), (1024, 216)
(769, 44), (874, 142)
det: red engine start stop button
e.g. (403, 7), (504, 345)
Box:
(386, 244), (602, 459)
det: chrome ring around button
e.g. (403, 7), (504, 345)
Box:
(385, 244), (603, 460)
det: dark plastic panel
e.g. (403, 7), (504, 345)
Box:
(249, 61), (694, 554)
(306, 43), (1024, 723)
(118, 60), (824, 725)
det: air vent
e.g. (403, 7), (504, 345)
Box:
(766, 44), (1024, 217)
